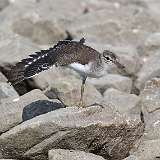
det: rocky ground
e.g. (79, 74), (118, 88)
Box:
(0, 0), (160, 160)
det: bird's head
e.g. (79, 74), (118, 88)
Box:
(102, 50), (125, 70)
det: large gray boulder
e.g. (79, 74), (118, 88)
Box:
(0, 105), (144, 160)
(48, 149), (106, 160)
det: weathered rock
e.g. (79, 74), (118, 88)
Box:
(0, 105), (144, 160)
(0, 89), (49, 133)
(140, 78), (160, 140)
(48, 149), (106, 160)
(123, 155), (139, 160)
(0, 73), (7, 82)
(12, 18), (67, 45)
(141, 32), (160, 56)
(88, 74), (132, 94)
(0, 82), (19, 100)
(67, 6), (159, 47)
(132, 139), (160, 160)
(22, 100), (64, 121)
(0, 0), (10, 11)
(103, 88), (141, 114)
(135, 52), (160, 90)
(0, 34), (39, 66)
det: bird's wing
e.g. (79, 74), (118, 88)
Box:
(8, 38), (99, 85)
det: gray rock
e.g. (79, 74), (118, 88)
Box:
(123, 155), (139, 160)
(140, 78), (160, 140)
(0, 34), (39, 66)
(12, 18), (67, 45)
(0, 106), (144, 160)
(0, 82), (19, 100)
(88, 74), (132, 94)
(0, 0), (9, 11)
(48, 149), (106, 160)
(135, 52), (160, 90)
(0, 73), (7, 82)
(0, 89), (49, 133)
(103, 88), (141, 114)
(67, 6), (159, 47)
(141, 32), (160, 56)
(132, 139), (160, 160)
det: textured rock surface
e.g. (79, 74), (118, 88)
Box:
(132, 139), (160, 160)
(88, 74), (132, 94)
(0, 82), (19, 100)
(0, 73), (7, 82)
(0, 89), (48, 133)
(0, 106), (144, 160)
(103, 88), (141, 114)
(135, 52), (160, 90)
(140, 78), (160, 140)
(123, 155), (139, 160)
(48, 149), (106, 160)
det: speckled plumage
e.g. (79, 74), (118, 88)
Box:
(8, 38), (103, 84)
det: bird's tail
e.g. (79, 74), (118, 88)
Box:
(8, 47), (56, 85)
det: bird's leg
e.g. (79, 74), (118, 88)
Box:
(78, 75), (87, 108)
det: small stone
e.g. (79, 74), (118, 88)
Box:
(123, 155), (139, 160)
(0, 72), (8, 82)
(48, 149), (106, 160)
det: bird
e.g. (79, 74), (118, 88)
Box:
(8, 38), (125, 107)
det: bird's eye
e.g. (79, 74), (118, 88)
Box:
(106, 57), (110, 60)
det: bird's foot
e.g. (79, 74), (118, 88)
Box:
(77, 100), (86, 108)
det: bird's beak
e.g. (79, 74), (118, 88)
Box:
(114, 60), (125, 71)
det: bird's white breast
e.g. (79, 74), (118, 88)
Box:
(69, 62), (105, 78)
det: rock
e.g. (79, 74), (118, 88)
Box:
(0, 0), (10, 11)
(22, 100), (65, 121)
(0, 73), (7, 82)
(135, 52), (160, 90)
(132, 139), (160, 160)
(103, 88), (141, 114)
(12, 18), (67, 45)
(140, 78), (160, 140)
(31, 68), (102, 106)
(88, 74), (132, 94)
(123, 155), (139, 160)
(0, 82), (19, 100)
(141, 32), (160, 56)
(67, 6), (159, 47)
(48, 149), (106, 160)
(0, 33), (39, 66)
(0, 89), (49, 133)
(0, 106), (144, 160)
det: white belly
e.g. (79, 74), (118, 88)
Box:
(69, 62), (105, 78)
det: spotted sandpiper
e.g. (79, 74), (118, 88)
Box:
(9, 38), (125, 107)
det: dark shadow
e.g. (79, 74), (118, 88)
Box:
(22, 100), (65, 122)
